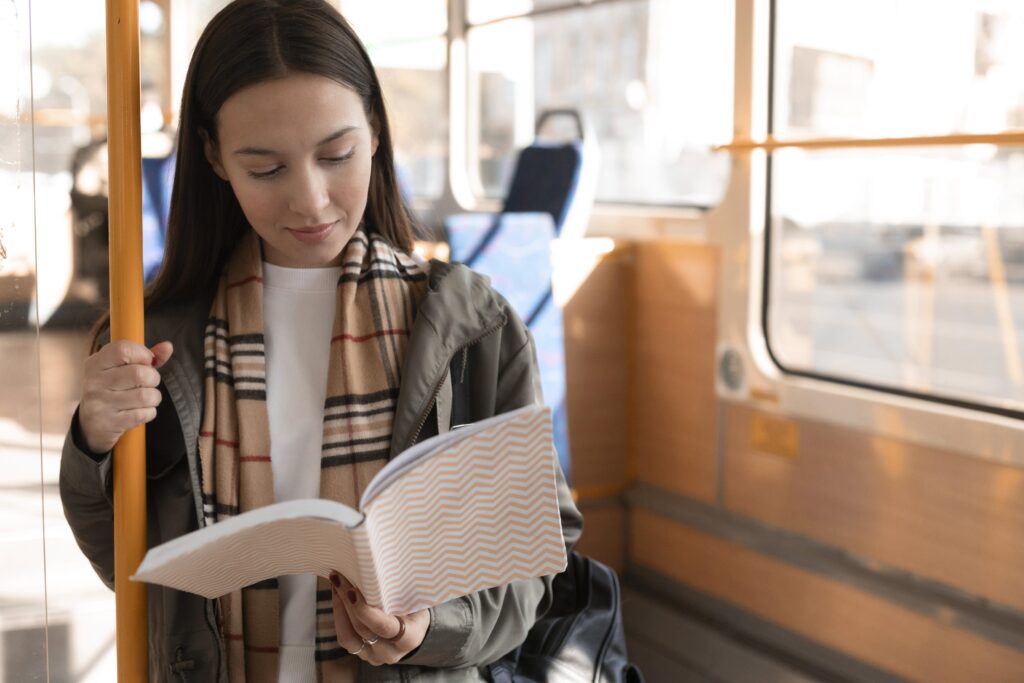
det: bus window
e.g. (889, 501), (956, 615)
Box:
(767, 0), (1024, 413)
(466, 0), (733, 208)
(341, 0), (448, 199)
(2, 2), (62, 680)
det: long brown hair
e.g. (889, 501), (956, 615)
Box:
(145, 0), (415, 311)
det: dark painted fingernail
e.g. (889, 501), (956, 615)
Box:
(151, 357), (158, 367)
(347, 590), (357, 604)
(329, 574), (340, 588)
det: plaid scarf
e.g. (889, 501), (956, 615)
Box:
(198, 227), (428, 682)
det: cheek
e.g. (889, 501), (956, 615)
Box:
(230, 181), (279, 226)
(331, 162), (374, 209)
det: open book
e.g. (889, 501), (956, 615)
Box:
(132, 405), (567, 615)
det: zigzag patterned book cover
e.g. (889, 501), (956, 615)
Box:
(132, 405), (568, 615)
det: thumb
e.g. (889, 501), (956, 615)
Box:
(150, 341), (174, 369)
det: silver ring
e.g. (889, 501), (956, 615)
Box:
(350, 643), (365, 656)
(363, 635), (380, 645)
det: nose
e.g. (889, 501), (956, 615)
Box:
(287, 165), (330, 219)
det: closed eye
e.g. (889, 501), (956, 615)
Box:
(248, 166), (282, 179)
(246, 150), (355, 180)
(322, 150), (356, 164)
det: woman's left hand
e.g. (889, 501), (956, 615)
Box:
(330, 573), (431, 666)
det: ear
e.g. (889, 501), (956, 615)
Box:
(198, 128), (228, 180)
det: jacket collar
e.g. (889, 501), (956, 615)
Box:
(389, 260), (507, 452)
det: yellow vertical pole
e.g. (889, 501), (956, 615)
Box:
(105, 0), (148, 680)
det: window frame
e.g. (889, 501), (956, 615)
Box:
(758, 0), (1024, 422)
(709, 0), (1024, 467)
(460, 0), (727, 212)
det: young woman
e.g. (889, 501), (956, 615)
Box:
(59, 1), (581, 681)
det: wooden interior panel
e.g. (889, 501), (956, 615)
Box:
(562, 246), (632, 494)
(723, 403), (1024, 612)
(630, 509), (1024, 683)
(633, 242), (719, 502)
(575, 501), (626, 574)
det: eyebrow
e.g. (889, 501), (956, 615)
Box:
(231, 126), (358, 156)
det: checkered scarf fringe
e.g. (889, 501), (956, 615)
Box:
(198, 228), (427, 682)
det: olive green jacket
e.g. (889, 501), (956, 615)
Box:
(60, 261), (583, 682)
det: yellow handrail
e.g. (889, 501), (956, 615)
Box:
(105, 0), (148, 680)
(714, 131), (1024, 153)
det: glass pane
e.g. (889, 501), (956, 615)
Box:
(14, 1), (120, 680)
(468, 0), (733, 206)
(139, 0), (170, 128)
(768, 146), (1024, 411)
(774, 0), (1024, 137)
(341, 0), (446, 42)
(342, 1), (448, 199)
(1, 1), (48, 681)
(468, 0), (574, 25)
(178, 0), (232, 45)
(31, 0), (108, 318)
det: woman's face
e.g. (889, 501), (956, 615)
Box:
(204, 72), (378, 268)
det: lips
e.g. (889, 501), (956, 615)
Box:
(286, 221), (336, 243)
(290, 222), (334, 234)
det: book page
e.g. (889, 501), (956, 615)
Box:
(132, 499), (380, 601)
(362, 405), (567, 615)
(358, 406), (539, 509)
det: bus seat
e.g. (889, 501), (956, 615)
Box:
(445, 109), (598, 481)
(141, 151), (175, 283)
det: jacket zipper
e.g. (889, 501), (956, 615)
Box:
(404, 319), (505, 450)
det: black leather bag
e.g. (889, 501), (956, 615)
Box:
(487, 552), (644, 683)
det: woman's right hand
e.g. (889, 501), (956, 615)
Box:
(78, 340), (174, 454)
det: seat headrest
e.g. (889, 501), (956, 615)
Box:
(501, 143), (583, 233)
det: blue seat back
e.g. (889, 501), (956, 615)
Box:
(502, 142), (583, 236)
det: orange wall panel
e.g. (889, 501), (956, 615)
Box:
(633, 243), (719, 502)
(563, 247), (632, 494)
(723, 403), (1024, 612)
(576, 501), (626, 574)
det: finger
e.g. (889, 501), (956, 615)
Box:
(331, 574), (377, 643)
(93, 340), (156, 371)
(335, 576), (400, 642)
(114, 407), (159, 431)
(330, 582), (365, 656)
(103, 363), (163, 391)
(339, 589), (377, 641)
(107, 387), (163, 411)
(356, 621), (407, 667)
(150, 341), (174, 369)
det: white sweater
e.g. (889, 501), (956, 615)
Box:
(262, 261), (343, 682)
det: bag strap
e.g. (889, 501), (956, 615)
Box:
(437, 349), (474, 435)
(451, 349), (474, 429)
(436, 366), (453, 435)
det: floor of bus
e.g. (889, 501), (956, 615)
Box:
(625, 584), (818, 683)
(622, 571), (904, 683)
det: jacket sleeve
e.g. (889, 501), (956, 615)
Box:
(60, 395), (190, 593)
(401, 323), (584, 668)
(59, 408), (117, 590)
(59, 324), (117, 590)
